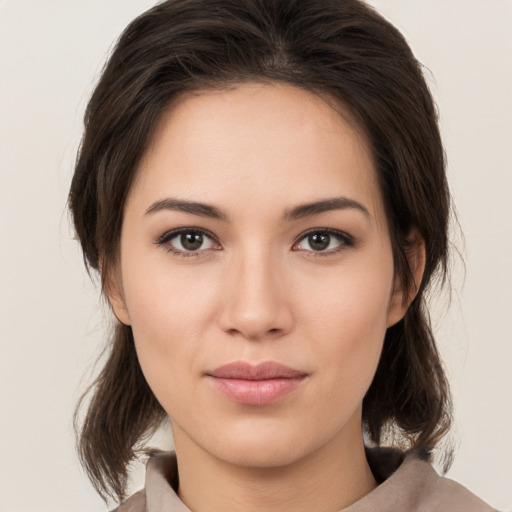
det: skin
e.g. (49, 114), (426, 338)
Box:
(107, 82), (424, 512)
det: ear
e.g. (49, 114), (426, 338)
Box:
(386, 228), (426, 328)
(103, 264), (131, 326)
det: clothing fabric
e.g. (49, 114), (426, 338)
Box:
(113, 447), (495, 512)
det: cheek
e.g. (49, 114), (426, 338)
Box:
(302, 249), (394, 332)
(120, 253), (220, 395)
(298, 253), (394, 391)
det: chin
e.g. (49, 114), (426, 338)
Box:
(196, 418), (337, 470)
(214, 438), (310, 469)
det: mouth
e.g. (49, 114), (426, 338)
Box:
(206, 361), (308, 406)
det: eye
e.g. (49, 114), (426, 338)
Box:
(155, 228), (221, 257)
(293, 229), (354, 256)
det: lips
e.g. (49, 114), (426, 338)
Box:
(206, 361), (308, 406)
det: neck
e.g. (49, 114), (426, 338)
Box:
(173, 420), (377, 512)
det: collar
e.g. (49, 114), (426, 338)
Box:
(118, 446), (492, 512)
(140, 447), (434, 512)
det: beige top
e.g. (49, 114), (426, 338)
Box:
(114, 448), (496, 512)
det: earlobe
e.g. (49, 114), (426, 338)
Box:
(386, 229), (426, 327)
(103, 266), (131, 326)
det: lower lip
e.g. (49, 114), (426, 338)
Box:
(209, 377), (305, 405)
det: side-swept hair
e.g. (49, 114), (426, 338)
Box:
(69, 0), (452, 501)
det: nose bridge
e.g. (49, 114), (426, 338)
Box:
(220, 241), (292, 340)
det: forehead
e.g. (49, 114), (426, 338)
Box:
(129, 82), (384, 224)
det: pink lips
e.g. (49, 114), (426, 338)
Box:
(206, 361), (307, 406)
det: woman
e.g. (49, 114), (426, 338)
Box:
(69, 0), (495, 510)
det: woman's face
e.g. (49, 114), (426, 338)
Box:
(109, 82), (408, 468)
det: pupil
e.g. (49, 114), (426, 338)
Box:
(309, 233), (330, 251)
(181, 232), (203, 251)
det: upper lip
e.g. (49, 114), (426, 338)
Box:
(207, 361), (307, 380)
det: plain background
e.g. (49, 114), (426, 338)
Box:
(0, 1), (511, 510)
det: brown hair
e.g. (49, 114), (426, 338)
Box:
(70, 0), (452, 502)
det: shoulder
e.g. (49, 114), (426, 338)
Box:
(357, 447), (496, 512)
(429, 474), (497, 512)
(111, 489), (146, 512)
(392, 453), (496, 511)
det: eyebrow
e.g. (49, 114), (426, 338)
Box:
(145, 198), (229, 221)
(145, 196), (370, 221)
(283, 197), (370, 221)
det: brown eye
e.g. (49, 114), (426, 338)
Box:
(307, 233), (331, 251)
(180, 232), (205, 251)
(155, 228), (219, 256)
(294, 229), (354, 255)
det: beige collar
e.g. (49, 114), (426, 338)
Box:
(116, 447), (494, 512)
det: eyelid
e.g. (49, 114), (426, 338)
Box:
(154, 227), (221, 258)
(293, 228), (355, 256)
(154, 226), (355, 258)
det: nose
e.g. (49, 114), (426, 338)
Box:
(218, 248), (294, 341)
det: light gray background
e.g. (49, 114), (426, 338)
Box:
(0, 1), (510, 510)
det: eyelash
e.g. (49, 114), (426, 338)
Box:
(294, 228), (355, 257)
(153, 227), (355, 258)
(154, 227), (219, 258)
